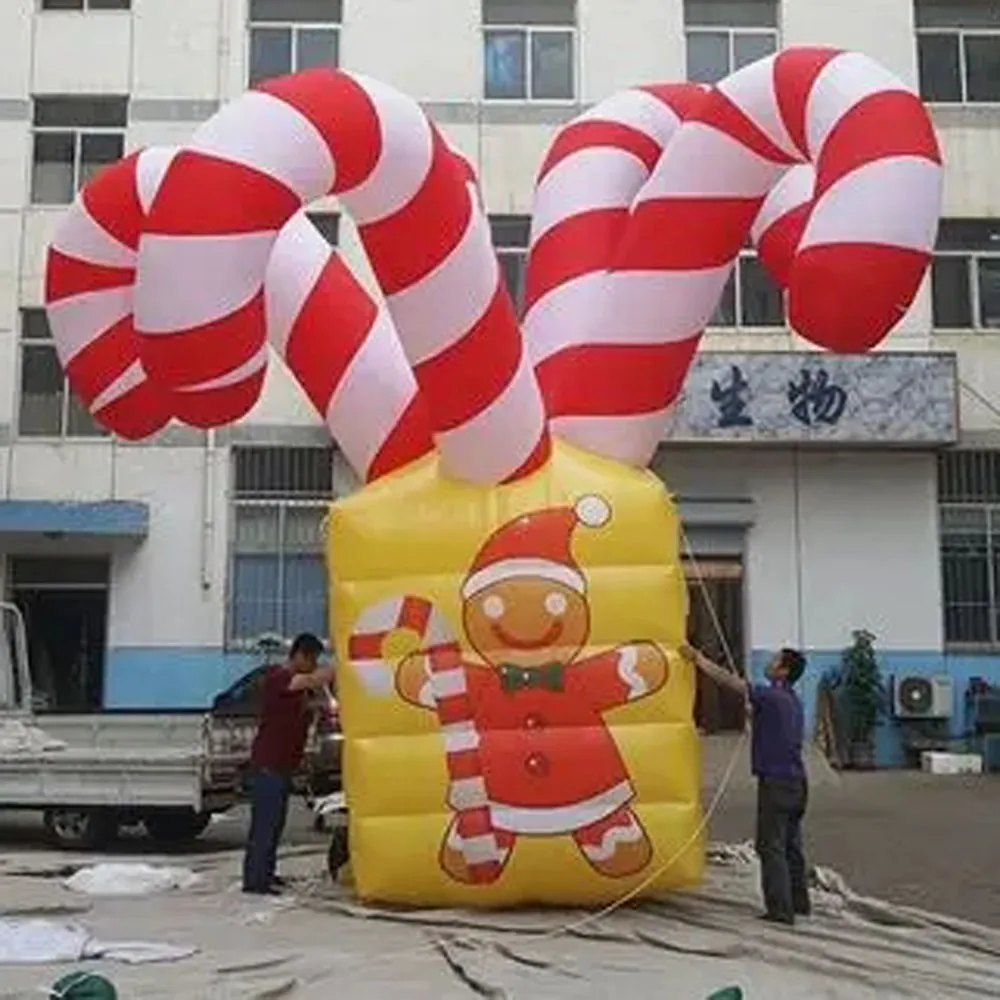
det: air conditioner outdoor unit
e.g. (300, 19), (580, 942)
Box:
(892, 675), (954, 720)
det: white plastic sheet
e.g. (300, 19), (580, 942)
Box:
(64, 863), (200, 897)
(0, 918), (196, 965)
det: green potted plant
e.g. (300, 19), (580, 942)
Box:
(840, 629), (885, 770)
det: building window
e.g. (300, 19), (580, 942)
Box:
(17, 308), (107, 438)
(248, 0), (341, 86)
(916, 0), (1000, 104)
(709, 252), (785, 328)
(482, 0), (576, 101)
(229, 446), (334, 646)
(40, 0), (131, 9)
(931, 219), (1000, 330)
(306, 211), (339, 246)
(30, 95), (127, 206)
(938, 450), (1000, 646)
(684, 0), (779, 84)
(491, 215), (530, 316)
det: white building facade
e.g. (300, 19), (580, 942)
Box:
(0, 0), (996, 763)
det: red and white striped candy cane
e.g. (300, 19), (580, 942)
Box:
(44, 148), (177, 439)
(45, 146), (434, 483)
(603, 48), (941, 393)
(524, 83), (708, 465)
(264, 214), (434, 482)
(133, 68), (550, 486)
(347, 596), (503, 883)
(750, 163), (816, 289)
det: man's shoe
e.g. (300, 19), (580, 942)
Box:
(758, 912), (795, 926)
(271, 876), (288, 888)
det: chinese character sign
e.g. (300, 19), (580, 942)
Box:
(710, 366), (754, 429)
(675, 353), (956, 444)
(787, 369), (847, 427)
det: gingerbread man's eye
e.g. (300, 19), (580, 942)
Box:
(482, 595), (505, 620)
(544, 591), (567, 616)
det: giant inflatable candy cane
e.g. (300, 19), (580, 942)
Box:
(44, 47), (941, 908)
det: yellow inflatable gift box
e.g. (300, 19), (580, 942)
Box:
(331, 441), (702, 908)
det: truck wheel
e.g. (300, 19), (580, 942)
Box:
(327, 825), (349, 880)
(43, 807), (116, 851)
(144, 809), (212, 845)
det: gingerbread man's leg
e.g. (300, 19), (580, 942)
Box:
(439, 815), (515, 884)
(572, 806), (652, 879)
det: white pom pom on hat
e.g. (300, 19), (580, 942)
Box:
(575, 494), (611, 528)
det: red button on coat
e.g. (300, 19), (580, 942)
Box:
(524, 713), (544, 730)
(525, 752), (549, 776)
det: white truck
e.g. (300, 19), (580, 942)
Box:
(0, 601), (255, 850)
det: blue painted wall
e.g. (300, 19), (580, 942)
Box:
(104, 647), (260, 709)
(749, 648), (1000, 767)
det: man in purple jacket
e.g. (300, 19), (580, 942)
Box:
(682, 644), (810, 926)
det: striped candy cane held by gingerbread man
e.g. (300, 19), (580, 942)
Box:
(348, 596), (504, 882)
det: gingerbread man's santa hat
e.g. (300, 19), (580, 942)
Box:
(461, 495), (612, 600)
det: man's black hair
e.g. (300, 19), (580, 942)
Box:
(290, 632), (324, 659)
(778, 647), (806, 686)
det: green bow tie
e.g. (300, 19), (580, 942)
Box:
(499, 662), (565, 693)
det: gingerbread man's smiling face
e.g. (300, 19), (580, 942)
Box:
(463, 577), (590, 669)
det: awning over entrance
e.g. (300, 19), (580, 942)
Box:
(0, 500), (148, 539)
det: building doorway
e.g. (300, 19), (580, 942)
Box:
(7, 557), (109, 712)
(684, 557), (746, 733)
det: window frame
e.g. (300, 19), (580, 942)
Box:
(939, 502), (1000, 647)
(707, 250), (787, 330)
(931, 251), (1000, 330)
(16, 307), (107, 440)
(490, 214), (530, 315)
(226, 446), (334, 649)
(684, 24), (780, 83)
(30, 97), (127, 206)
(916, 27), (1000, 104)
(39, 0), (131, 10)
(227, 498), (330, 648)
(246, 19), (341, 86)
(937, 450), (1000, 649)
(481, 22), (578, 103)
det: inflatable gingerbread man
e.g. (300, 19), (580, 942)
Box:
(393, 495), (668, 884)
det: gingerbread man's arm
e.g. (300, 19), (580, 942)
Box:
(570, 642), (669, 712)
(396, 652), (487, 710)
(396, 652), (438, 709)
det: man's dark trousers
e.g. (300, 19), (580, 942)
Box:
(755, 776), (810, 922)
(242, 768), (291, 892)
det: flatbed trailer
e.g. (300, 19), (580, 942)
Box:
(0, 602), (254, 849)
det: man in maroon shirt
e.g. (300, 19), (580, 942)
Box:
(242, 632), (335, 895)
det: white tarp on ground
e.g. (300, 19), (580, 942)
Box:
(0, 918), (196, 965)
(64, 863), (200, 897)
(297, 843), (1000, 999)
(2, 844), (998, 999)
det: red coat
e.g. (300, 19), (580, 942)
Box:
(462, 646), (645, 835)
